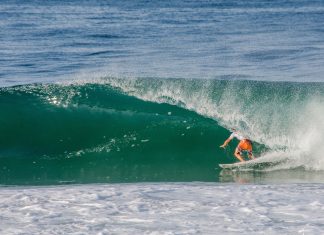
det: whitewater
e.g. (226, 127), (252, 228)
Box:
(1, 0), (324, 234)
(1, 183), (324, 234)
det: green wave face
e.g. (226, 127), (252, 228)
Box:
(0, 83), (234, 185)
(0, 79), (323, 185)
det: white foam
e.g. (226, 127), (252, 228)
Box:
(0, 183), (324, 234)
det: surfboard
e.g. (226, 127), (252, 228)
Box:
(219, 162), (247, 169)
(219, 158), (261, 170)
(219, 156), (285, 170)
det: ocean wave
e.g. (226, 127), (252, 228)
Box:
(0, 78), (323, 184)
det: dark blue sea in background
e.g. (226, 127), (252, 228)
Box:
(1, 0), (324, 85)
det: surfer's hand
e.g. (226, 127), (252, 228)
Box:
(220, 144), (226, 149)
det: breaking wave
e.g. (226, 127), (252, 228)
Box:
(0, 78), (323, 184)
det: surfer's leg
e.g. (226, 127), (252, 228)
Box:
(234, 147), (245, 162)
(248, 151), (255, 160)
(247, 142), (255, 160)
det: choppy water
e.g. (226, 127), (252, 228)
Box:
(1, 0), (324, 234)
(1, 0), (324, 85)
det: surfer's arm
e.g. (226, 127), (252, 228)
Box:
(220, 137), (232, 148)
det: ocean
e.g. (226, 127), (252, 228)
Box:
(1, 0), (324, 234)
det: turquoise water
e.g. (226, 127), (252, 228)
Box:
(0, 81), (235, 184)
(0, 79), (323, 185)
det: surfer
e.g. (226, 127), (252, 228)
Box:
(220, 129), (255, 162)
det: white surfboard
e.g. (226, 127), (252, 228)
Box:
(219, 157), (268, 170)
(219, 161), (253, 169)
(219, 156), (284, 170)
